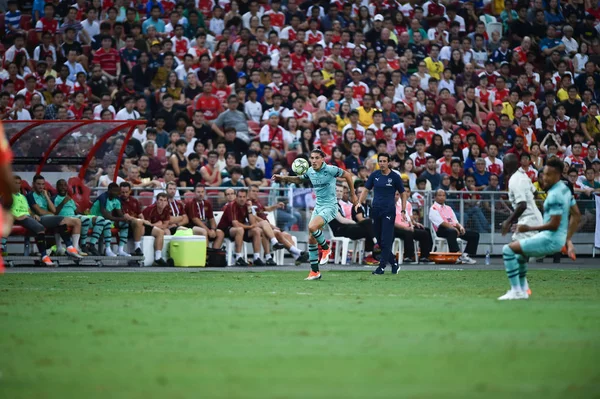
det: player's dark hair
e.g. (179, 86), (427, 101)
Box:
(311, 148), (326, 158)
(546, 157), (564, 174)
(450, 159), (462, 167)
(119, 182), (132, 189)
(156, 192), (168, 200)
(377, 152), (391, 162)
(108, 183), (119, 190)
(32, 174), (44, 182)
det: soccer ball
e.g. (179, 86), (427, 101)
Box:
(292, 158), (310, 175)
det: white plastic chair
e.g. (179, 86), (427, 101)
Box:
(479, 15), (497, 24)
(430, 226), (464, 253)
(326, 224), (365, 265)
(213, 211), (247, 265)
(392, 237), (419, 264)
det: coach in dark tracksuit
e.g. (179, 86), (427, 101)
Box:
(357, 153), (408, 275)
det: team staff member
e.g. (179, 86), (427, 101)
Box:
(356, 153), (408, 275)
(186, 184), (225, 249)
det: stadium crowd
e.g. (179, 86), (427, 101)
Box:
(2, 0), (600, 265)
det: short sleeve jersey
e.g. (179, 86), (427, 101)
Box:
(26, 191), (49, 211)
(508, 169), (543, 226)
(53, 195), (78, 216)
(142, 204), (171, 224)
(301, 164), (344, 209)
(365, 170), (405, 213)
(90, 192), (122, 216)
(542, 180), (576, 239)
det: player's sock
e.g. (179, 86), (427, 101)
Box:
(289, 246), (301, 257)
(516, 254), (529, 290)
(80, 217), (91, 245)
(308, 244), (319, 272)
(135, 241), (141, 250)
(311, 229), (329, 250)
(54, 233), (64, 252)
(155, 250), (162, 261)
(265, 253), (272, 260)
(235, 252), (243, 260)
(502, 245), (521, 290)
(270, 237), (278, 246)
(253, 253), (260, 260)
(72, 234), (80, 250)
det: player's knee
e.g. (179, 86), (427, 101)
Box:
(502, 244), (514, 258)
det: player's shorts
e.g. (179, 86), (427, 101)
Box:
(519, 232), (566, 258)
(512, 230), (537, 242)
(144, 225), (155, 236)
(310, 205), (338, 226)
(39, 215), (64, 229)
(224, 227), (253, 242)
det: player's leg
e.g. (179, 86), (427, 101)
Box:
(78, 216), (91, 253)
(277, 230), (306, 262)
(229, 227), (247, 265)
(103, 220), (117, 257)
(213, 229), (225, 249)
(117, 221), (131, 256)
(18, 216), (55, 266)
(516, 254), (530, 295)
(41, 216), (82, 259)
(308, 214), (330, 251)
(258, 220), (285, 250)
(259, 235), (271, 266)
(86, 216), (103, 256)
(305, 233), (321, 280)
(459, 230), (479, 264)
(192, 226), (208, 237)
(151, 226), (167, 266)
(128, 219), (144, 256)
(249, 227), (264, 264)
(414, 228), (433, 263)
(499, 241), (523, 300)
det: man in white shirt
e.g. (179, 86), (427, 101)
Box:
(499, 153), (543, 298)
(115, 97), (141, 120)
(428, 189), (478, 264)
(81, 9), (100, 40)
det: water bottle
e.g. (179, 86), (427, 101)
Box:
(485, 249), (490, 266)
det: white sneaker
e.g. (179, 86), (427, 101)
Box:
(498, 289), (526, 300)
(460, 254), (476, 264)
(118, 249), (132, 257)
(105, 248), (117, 257)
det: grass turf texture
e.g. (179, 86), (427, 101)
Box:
(1, 270), (599, 399)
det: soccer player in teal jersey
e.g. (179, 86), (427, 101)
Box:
(499, 158), (581, 300)
(272, 149), (358, 280)
(89, 183), (133, 257)
(54, 179), (111, 257)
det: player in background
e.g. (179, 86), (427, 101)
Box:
(272, 149), (358, 280)
(356, 153), (408, 275)
(500, 154), (544, 296)
(499, 158), (580, 300)
(0, 123), (13, 273)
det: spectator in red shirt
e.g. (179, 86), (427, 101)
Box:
(195, 80), (223, 121)
(94, 36), (121, 81)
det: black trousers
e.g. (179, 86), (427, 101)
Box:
(335, 219), (375, 252)
(394, 227), (433, 259)
(436, 226), (479, 255)
(371, 208), (396, 268)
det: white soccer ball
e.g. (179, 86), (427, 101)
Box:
(292, 158), (310, 175)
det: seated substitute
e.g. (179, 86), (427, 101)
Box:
(53, 179), (111, 257)
(26, 174), (84, 258)
(185, 184), (225, 249)
(247, 184), (307, 265)
(216, 189), (264, 266)
(10, 176), (65, 266)
(428, 189), (479, 264)
(393, 189), (433, 264)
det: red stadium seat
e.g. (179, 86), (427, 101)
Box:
(68, 177), (92, 213)
(285, 151), (298, 167)
(10, 226), (28, 236)
(138, 191), (154, 207)
(20, 14), (31, 30)
(187, 105), (194, 120)
(27, 29), (39, 47)
(248, 121), (260, 135)
(20, 179), (31, 194)
(44, 181), (57, 196)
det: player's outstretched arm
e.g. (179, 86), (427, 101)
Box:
(271, 175), (304, 185)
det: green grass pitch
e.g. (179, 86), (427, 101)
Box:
(1, 270), (599, 399)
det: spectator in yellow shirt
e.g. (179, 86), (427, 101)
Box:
(501, 89), (520, 121)
(357, 94), (377, 129)
(424, 44), (444, 80)
(556, 74), (580, 102)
